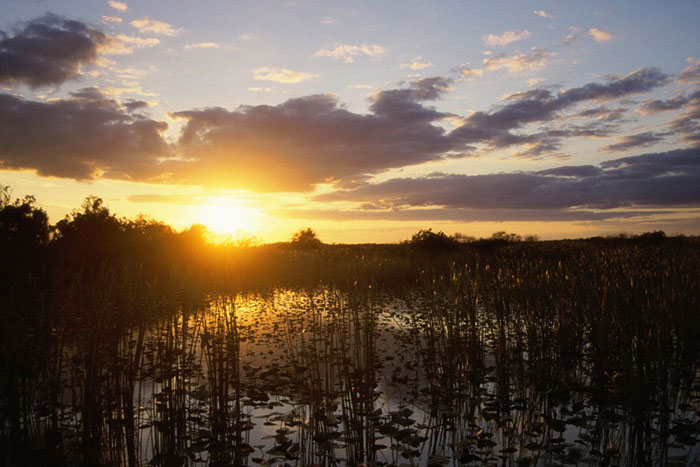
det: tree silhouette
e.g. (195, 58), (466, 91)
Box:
(291, 228), (322, 250)
(0, 186), (49, 285)
(408, 228), (458, 251)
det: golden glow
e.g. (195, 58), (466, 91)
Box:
(195, 197), (262, 239)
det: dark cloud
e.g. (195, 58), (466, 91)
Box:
(559, 68), (669, 102)
(603, 131), (665, 152)
(168, 70), (667, 192)
(171, 79), (460, 191)
(0, 67), (687, 195)
(317, 148), (700, 210)
(450, 67), (669, 152)
(679, 59), (700, 84)
(123, 100), (150, 112)
(537, 165), (602, 177)
(0, 90), (170, 179)
(666, 92), (700, 147)
(638, 90), (700, 114)
(270, 206), (663, 222)
(0, 15), (107, 88)
(574, 106), (627, 122)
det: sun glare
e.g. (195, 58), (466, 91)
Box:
(197, 197), (262, 241)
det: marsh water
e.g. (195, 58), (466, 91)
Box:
(9, 280), (700, 467)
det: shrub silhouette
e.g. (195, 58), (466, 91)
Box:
(408, 229), (458, 251)
(0, 187), (49, 290)
(291, 228), (322, 250)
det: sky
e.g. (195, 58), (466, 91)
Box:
(1, 0), (699, 243)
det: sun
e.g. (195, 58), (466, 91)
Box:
(197, 197), (262, 240)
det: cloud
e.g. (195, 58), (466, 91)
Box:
(666, 91), (700, 147)
(320, 17), (335, 25)
(184, 42), (220, 50)
(401, 60), (433, 71)
(102, 16), (123, 24)
(483, 29), (531, 46)
(123, 99), (150, 111)
(251, 67), (318, 83)
(534, 10), (554, 19)
(0, 15), (108, 88)
(271, 206), (664, 223)
(314, 44), (385, 62)
(450, 67), (669, 151)
(0, 66), (681, 195)
(483, 49), (556, 73)
(575, 105), (627, 121)
(169, 77), (459, 191)
(637, 90), (700, 114)
(561, 67), (670, 102)
(0, 89), (170, 180)
(130, 18), (180, 36)
(679, 57), (700, 84)
(100, 34), (160, 55)
(108, 1), (128, 11)
(588, 28), (612, 42)
(316, 148), (700, 211)
(602, 131), (665, 152)
(455, 65), (484, 78)
(561, 27), (582, 46)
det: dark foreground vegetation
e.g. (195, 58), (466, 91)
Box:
(1, 190), (700, 466)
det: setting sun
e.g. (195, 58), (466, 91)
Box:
(196, 197), (262, 239)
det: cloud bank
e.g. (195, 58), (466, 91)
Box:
(0, 15), (108, 87)
(316, 148), (700, 212)
(0, 64), (685, 194)
(0, 88), (169, 179)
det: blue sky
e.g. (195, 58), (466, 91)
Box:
(1, 1), (699, 242)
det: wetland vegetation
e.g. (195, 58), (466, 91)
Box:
(1, 191), (700, 466)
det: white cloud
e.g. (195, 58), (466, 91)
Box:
(108, 1), (128, 11)
(102, 85), (157, 97)
(456, 66), (484, 78)
(534, 10), (554, 19)
(130, 18), (181, 36)
(679, 57), (700, 84)
(562, 26), (582, 46)
(102, 16), (123, 24)
(252, 67), (318, 83)
(314, 44), (385, 61)
(483, 29), (531, 46)
(589, 28), (612, 42)
(100, 34), (160, 55)
(248, 87), (272, 93)
(483, 49), (557, 73)
(184, 42), (220, 50)
(400, 60), (433, 71)
(320, 16), (335, 24)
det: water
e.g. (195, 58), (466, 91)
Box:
(5, 285), (700, 466)
(75, 289), (700, 465)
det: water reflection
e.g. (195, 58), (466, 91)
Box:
(4, 284), (700, 466)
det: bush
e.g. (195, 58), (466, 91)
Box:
(408, 229), (458, 251)
(290, 228), (323, 250)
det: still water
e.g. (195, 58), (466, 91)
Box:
(51, 287), (699, 466)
